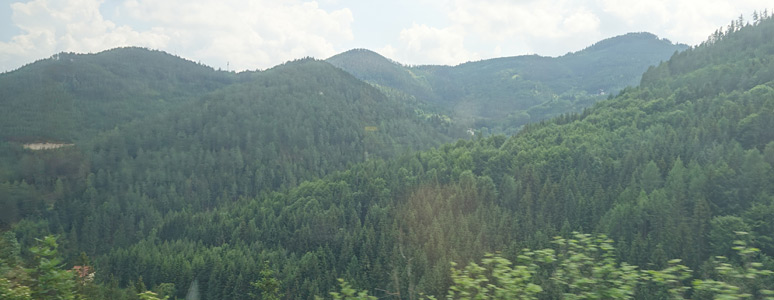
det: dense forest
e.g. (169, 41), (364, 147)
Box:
(2, 11), (774, 300)
(0, 47), (244, 143)
(327, 33), (688, 135)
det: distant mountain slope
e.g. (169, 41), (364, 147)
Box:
(327, 49), (435, 102)
(86, 58), (450, 194)
(549, 32), (683, 92)
(0, 55), (451, 233)
(328, 32), (688, 133)
(0, 47), (240, 142)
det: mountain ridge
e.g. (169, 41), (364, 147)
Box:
(0, 32), (687, 143)
(1, 14), (774, 300)
(0, 47), (243, 143)
(327, 32), (689, 134)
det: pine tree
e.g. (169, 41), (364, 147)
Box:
(250, 261), (283, 300)
(27, 235), (77, 300)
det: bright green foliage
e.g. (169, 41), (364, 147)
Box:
(693, 236), (774, 300)
(325, 279), (377, 300)
(0, 277), (32, 300)
(0, 232), (31, 300)
(550, 234), (640, 299)
(152, 283), (175, 300)
(446, 252), (544, 299)
(138, 290), (168, 300)
(443, 233), (662, 300)
(337, 233), (772, 300)
(250, 261), (283, 300)
(640, 260), (693, 300)
(27, 235), (78, 300)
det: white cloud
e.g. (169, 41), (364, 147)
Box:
(382, 0), (772, 65)
(0, 0), (353, 72)
(449, 0), (575, 40)
(598, 0), (772, 45)
(447, 0), (605, 53)
(394, 23), (477, 65)
(0, 0), (167, 72)
(375, 44), (398, 62)
(121, 0), (353, 70)
(383, 0), (605, 64)
(563, 9), (601, 34)
(1, 0), (772, 71)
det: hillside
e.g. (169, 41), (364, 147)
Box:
(0, 47), (241, 143)
(0, 57), (451, 227)
(326, 49), (434, 102)
(2, 16), (774, 300)
(1, 58), (454, 298)
(328, 33), (688, 134)
(75, 17), (773, 299)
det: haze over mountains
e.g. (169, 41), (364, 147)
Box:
(0, 32), (685, 145)
(1, 15), (774, 300)
(328, 32), (688, 133)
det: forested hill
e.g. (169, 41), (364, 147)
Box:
(0, 55), (455, 295)
(328, 33), (688, 134)
(551, 32), (685, 92)
(0, 57), (451, 226)
(0, 47), (241, 143)
(326, 49), (436, 103)
(2, 15), (774, 300)
(60, 16), (769, 299)
(84, 57), (452, 197)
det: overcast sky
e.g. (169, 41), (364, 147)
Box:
(0, 0), (771, 73)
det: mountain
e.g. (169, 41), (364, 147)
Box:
(2, 16), (774, 300)
(0, 57), (454, 297)
(76, 17), (771, 299)
(326, 49), (436, 103)
(0, 47), (241, 143)
(328, 32), (688, 134)
(0, 57), (451, 226)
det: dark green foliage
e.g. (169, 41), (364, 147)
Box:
(1, 55), (451, 299)
(326, 49), (435, 104)
(2, 13), (774, 300)
(328, 33), (688, 134)
(0, 47), (241, 143)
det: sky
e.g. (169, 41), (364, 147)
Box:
(0, 0), (771, 73)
